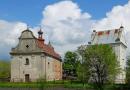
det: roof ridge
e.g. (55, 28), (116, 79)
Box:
(95, 28), (120, 32)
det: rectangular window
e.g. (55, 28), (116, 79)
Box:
(48, 62), (50, 68)
(25, 58), (29, 65)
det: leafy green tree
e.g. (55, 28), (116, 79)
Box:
(79, 44), (119, 90)
(77, 62), (89, 85)
(126, 55), (130, 84)
(0, 60), (10, 78)
(63, 51), (79, 79)
(76, 46), (89, 84)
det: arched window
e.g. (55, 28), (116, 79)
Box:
(25, 58), (29, 65)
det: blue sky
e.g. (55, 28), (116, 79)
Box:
(0, 0), (130, 60)
(0, 0), (128, 26)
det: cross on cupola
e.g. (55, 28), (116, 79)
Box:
(38, 29), (43, 38)
(38, 27), (45, 42)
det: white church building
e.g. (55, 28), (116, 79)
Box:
(80, 26), (127, 83)
(10, 28), (62, 82)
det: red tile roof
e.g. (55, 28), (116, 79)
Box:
(36, 38), (61, 60)
(98, 31), (104, 36)
(91, 27), (127, 46)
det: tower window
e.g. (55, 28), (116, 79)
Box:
(25, 58), (29, 65)
(48, 62), (50, 68)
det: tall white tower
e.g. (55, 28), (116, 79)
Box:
(90, 26), (127, 83)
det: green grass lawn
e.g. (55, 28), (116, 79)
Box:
(0, 80), (93, 89)
(0, 81), (129, 90)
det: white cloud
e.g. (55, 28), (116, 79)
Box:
(41, 0), (93, 56)
(0, 20), (27, 46)
(0, 0), (130, 59)
(0, 20), (27, 59)
(93, 1), (130, 54)
(42, 1), (130, 54)
(41, 0), (130, 56)
(94, 1), (130, 31)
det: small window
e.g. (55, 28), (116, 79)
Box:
(48, 62), (50, 68)
(26, 45), (29, 48)
(25, 58), (29, 65)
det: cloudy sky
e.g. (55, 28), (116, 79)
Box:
(0, 0), (130, 60)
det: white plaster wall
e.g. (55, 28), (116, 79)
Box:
(45, 57), (55, 81)
(11, 54), (46, 82)
(119, 45), (126, 83)
(11, 54), (61, 82)
(11, 56), (21, 82)
(113, 44), (126, 83)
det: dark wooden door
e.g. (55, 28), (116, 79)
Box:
(25, 74), (30, 82)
